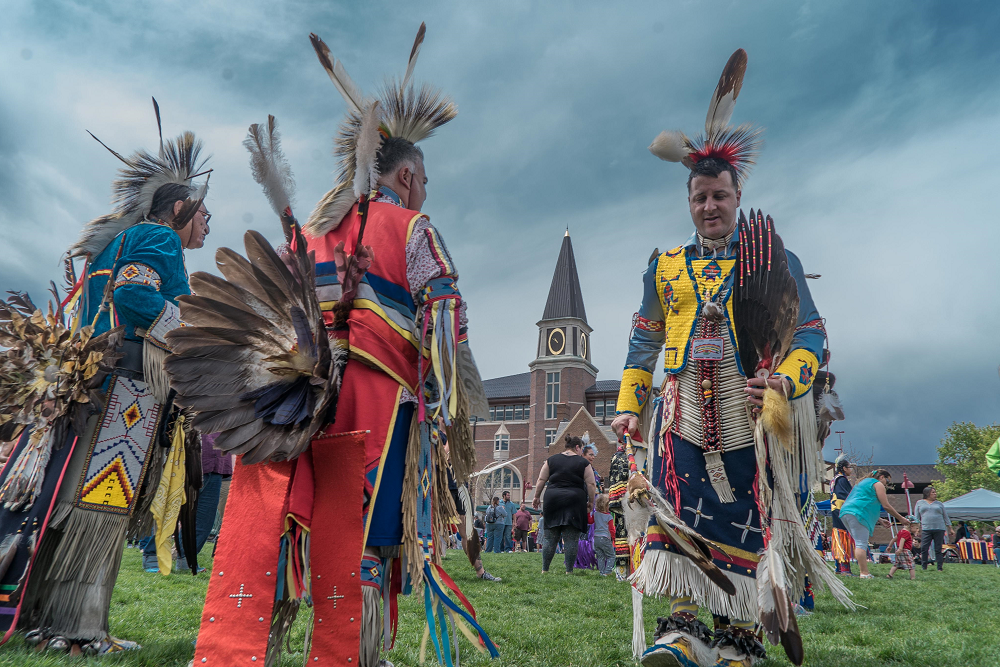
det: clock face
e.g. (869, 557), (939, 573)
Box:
(580, 331), (588, 359)
(547, 327), (565, 355)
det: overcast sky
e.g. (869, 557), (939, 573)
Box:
(2, 1), (998, 464)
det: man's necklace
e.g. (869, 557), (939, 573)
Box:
(697, 229), (734, 258)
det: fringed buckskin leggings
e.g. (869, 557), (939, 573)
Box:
(542, 525), (581, 573)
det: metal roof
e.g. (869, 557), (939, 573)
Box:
(825, 462), (945, 485)
(586, 380), (621, 394)
(482, 372), (532, 400)
(541, 231), (588, 324)
(869, 464), (945, 485)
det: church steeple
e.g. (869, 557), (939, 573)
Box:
(531, 230), (596, 370)
(541, 230), (588, 324)
(526, 231), (598, 486)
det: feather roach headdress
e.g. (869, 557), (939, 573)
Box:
(67, 98), (211, 260)
(649, 49), (763, 189)
(305, 22), (457, 237)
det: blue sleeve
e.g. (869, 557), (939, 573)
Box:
(786, 250), (825, 361)
(623, 259), (665, 373)
(112, 226), (185, 330)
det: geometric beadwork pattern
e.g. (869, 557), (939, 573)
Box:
(114, 262), (162, 290)
(74, 374), (163, 515)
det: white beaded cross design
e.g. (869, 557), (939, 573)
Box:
(230, 583), (253, 608)
(682, 497), (714, 528)
(731, 509), (763, 543)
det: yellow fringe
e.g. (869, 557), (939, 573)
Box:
(760, 387), (793, 449)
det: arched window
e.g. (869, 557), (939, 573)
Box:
(488, 468), (521, 490)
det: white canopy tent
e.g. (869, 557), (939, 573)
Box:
(941, 488), (1000, 521)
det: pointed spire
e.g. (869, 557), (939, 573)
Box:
(542, 231), (587, 324)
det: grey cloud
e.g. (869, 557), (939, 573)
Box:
(1, 0), (999, 465)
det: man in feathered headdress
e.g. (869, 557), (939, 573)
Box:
(186, 24), (495, 667)
(610, 50), (851, 667)
(0, 103), (211, 654)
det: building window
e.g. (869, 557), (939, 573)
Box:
(545, 371), (561, 419)
(494, 433), (509, 452)
(545, 428), (557, 448)
(488, 404), (531, 421)
(488, 468), (521, 491)
(594, 399), (617, 419)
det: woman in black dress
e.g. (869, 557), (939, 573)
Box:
(532, 435), (598, 573)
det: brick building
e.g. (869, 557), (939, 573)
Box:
(470, 231), (622, 504)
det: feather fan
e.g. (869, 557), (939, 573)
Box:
(732, 209), (799, 377)
(164, 227), (343, 464)
(166, 121), (342, 463)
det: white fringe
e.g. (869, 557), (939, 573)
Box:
(631, 586), (645, 659)
(631, 548), (758, 621)
(143, 341), (172, 404)
(757, 396), (854, 610)
(359, 585), (381, 667)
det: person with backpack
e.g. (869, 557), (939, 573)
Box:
(485, 496), (507, 553)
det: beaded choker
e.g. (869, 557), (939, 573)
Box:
(697, 229), (734, 256)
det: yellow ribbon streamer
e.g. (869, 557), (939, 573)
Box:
(149, 415), (186, 575)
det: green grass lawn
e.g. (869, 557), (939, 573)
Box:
(2, 547), (998, 666)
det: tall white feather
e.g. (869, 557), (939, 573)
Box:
(353, 102), (382, 198)
(704, 49), (748, 137)
(631, 586), (645, 659)
(649, 130), (690, 163)
(310, 34), (365, 114)
(459, 485), (474, 538)
(243, 115), (295, 216)
(401, 22), (426, 91)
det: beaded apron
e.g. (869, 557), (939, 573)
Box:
(664, 301), (754, 504)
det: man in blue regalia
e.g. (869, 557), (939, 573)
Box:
(0, 115), (212, 655)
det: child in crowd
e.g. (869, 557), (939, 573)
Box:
(887, 521), (916, 580)
(592, 494), (615, 576)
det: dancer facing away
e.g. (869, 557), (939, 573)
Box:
(172, 24), (497, 667)
(0, 106), (211, 654)
(611, 49), (852, 667)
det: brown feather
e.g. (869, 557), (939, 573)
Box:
(213, 250), (288, 315)
(193, 405), (259, 434)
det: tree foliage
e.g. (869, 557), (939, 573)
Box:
(936, 421), (1000, 500)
